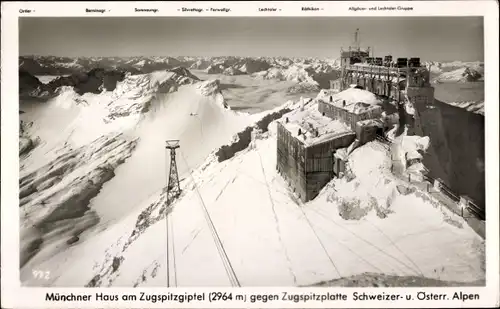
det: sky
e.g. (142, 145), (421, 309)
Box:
(19, 17), (484, 61)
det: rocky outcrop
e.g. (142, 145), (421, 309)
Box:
(19, 120), (38, 156)
(20, 56), (83, 75)
(287, 82), (320, 94)
(254, 64), (340, 94)
(19, 68), (134, 99)
(410, 96), (485, 211)
(19, 69), (43, 91)
(19, 55), (194, 76)
(189, 59), (211, 70)
(106, 68), (201, 121)
(20, 133), (138, 268)
(238, 58), (271, 74)
(168, 66), (200, 83)
(135, 58), (184, 73)
(311, 70), (341, 89)
(215, 107), (292, 162)
(311, 272), (484, 287)
(19, 70), (54, 99)
(216, 127), (254, 162)
(223, 67), (245, 76)
(19, 137), (35, 155)
(462, 67), (483, 82)
(48, 68), (130, 94)
(434, 66), (484, 83)
(434, 99), (485, 207)
(19, 65), (201, 102)
(206, 64), (225, 74)
(204, 58), (273, 75)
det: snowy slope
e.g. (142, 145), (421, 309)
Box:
(36, 105), (485, 288)
(85, 81), (250, 225)
(19, 69), (254, 285)
(19, 132), (138, 275)
(19, 61), (485, 288)
(35, 75), (70, 84)
(20, 70), (201, 172)
(426, 61), (484, 74)
(444, 101), (485, 115)
(254, 66), (317, 83)
(435, 67), (483, 83)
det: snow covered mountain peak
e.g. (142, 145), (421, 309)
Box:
(196, 79), (221, 95)
(195, 79), (229, 109)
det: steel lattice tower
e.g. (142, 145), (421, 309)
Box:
(165, 140), (181, 204)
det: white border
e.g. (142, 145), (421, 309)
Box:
(1, 1), (499, 308)
(2, 1), (499, 16)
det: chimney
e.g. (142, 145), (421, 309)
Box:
(285, 117), (289, 123)
(315, 129), (319, 137)
(298, 128), (302, 136)
(329, 95), (333, 103)
(343, 100), (346, 107)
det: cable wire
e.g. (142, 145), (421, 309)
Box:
(170, 210), (178, 287)
(164, 147), (170, 287)
(179, 150), (241, 287)
(257, 149), (342, 278)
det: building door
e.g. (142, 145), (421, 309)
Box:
(338, 159), (346, 175)
(332, 154), (337, 177)
(334, 157), (341, 177)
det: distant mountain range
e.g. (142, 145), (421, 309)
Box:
(19, 56), (483, 101)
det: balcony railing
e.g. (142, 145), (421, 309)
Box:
(343, 64), (407, 76)
(345, 64), (429, 76)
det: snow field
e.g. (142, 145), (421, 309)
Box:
(78, 126), (484, 287)
(20, 68), (485, 288)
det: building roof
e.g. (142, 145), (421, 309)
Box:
(341, 50), (370, 57)
(357, 118), (384, 128)
(406, 150), (423, 161)
(349, 71), (406, 83)
(317, 88), (383, 115)
(334, 147), (349, 160)
(280, 101), (353, 148)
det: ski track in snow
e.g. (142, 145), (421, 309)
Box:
(256, 148), (298, 285)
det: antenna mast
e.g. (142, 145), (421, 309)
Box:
(165, 139), (181, 288)
(165, 140), (181, 204)
(354, 28), (360, 51)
